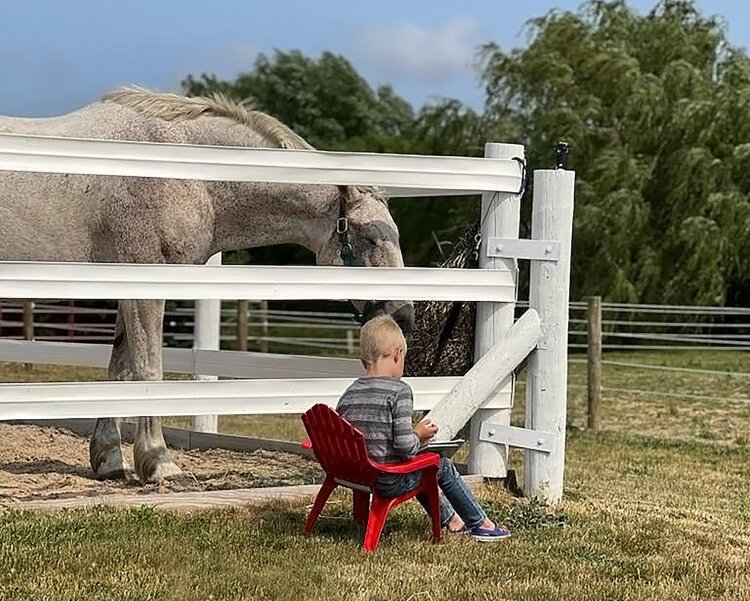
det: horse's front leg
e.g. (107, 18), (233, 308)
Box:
(90, 304), (132, 479)
(122, 298), (182, 482)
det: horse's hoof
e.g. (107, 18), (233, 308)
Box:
(91, 450), (132, 481)
(150, 461), (183, 482)
(135, 456), (182, 483)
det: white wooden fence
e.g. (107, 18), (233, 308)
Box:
(0, 132), (574, 503)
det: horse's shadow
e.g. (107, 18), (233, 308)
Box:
(0, 459), (91, 479)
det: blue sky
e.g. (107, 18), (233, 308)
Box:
(0, 0), (745, 117)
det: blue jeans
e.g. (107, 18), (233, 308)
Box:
(376, 456), (487, 529)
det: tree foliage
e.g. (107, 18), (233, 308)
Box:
(480, 0), (750, 305)
(183, 51), (414, 151)
(182, 2), (750, 305)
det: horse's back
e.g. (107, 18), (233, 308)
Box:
(0, 102), (178, 142)
(0, 103), (188, 262)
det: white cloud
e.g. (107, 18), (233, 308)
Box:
(355, 18), (482, 84)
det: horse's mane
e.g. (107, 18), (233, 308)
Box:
(355, 185), (389, 205)
(103, 87), (388, 203)
(102, 86), (314, 150)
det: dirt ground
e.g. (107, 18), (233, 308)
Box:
(0, 423), (322, 504)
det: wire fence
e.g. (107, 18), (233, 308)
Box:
(2, 299), (750, 356)
(0, 301), (361, 355)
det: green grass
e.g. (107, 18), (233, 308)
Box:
(1, 351), (750, 600)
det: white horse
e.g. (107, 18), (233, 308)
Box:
(0, 87), (414, 482)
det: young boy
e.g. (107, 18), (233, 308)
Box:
(336, 315), (511, 542)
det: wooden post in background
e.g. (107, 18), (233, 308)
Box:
(587, 295), (602, 432)
(236, 300), (248, 352)
(259, 300), (269, 353)
(23, 300), (34, 370)
(23, 301), (34, 341)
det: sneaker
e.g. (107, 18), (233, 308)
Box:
(471, 524), (511, 542)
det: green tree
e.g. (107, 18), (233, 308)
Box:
(392, 100), (497, 265)
(182, 50), (487, 266)
(183, 50), (415, 151)
(479, 0), (750, 305)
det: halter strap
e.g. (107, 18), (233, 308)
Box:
(337, 189), (362, 267)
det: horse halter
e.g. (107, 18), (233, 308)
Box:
(335, 187), (385, 323)
(336, 191), (363, 268)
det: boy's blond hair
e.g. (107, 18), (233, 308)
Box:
(359, 315), (407, 366)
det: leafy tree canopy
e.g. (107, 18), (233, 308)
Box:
(480, 0), (750, 305)
(183, 1), (750, 305)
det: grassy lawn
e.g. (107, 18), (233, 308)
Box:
(1, 350), (749, 600)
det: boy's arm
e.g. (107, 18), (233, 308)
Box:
(392, 385), (422, 459)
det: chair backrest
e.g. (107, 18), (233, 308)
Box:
(302, 404), (381, 488)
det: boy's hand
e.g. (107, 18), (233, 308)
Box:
(414, 417), (439, 442)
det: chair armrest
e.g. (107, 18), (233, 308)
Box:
(373, 452), (440, 474)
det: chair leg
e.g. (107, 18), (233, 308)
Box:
(363, 494), (397, 552)
(304, 475), (337, 533)
(353, 490), (370, 525)
(423, 470), (442, 541)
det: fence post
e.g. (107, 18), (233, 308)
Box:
(259, 300), (269, 353)
(525, 167), (575, 504)
(67, 300), (75, 341)
(23, 301), (34, 341)
(237, 300), (248, 352)
(23, 300), (35, 370)
(191, 252), (222, 433)
(468, 142), (525, 478)
(587, 296), (602, 432)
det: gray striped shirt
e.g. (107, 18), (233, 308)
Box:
(336, 376), (421, 487)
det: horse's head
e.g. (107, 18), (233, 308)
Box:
(316, 185), (415, 334)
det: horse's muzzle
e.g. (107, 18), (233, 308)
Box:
(361, 300), (415, 334)
(390, 302), (415, 335)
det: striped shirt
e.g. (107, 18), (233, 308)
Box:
(336, 376), (421, 487)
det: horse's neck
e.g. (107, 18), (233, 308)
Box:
(178, 119), (335, 257)
(206, 180), (335, 256)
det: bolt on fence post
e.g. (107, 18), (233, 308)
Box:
(587, 296), (602, 432)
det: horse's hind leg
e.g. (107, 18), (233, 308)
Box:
(121, 299), (182, 483)
(90, 304), (132, 479)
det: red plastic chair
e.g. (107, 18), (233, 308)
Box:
(301, 403), (442, 552)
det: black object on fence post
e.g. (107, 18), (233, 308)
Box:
(236, 300), (248, 352)
(587, 296), (602, 432)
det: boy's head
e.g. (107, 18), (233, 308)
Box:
(359, 315), (408, 378)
